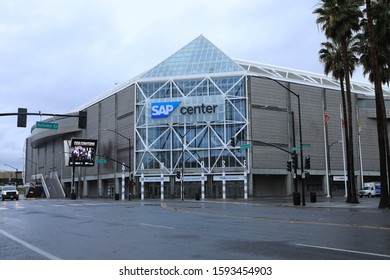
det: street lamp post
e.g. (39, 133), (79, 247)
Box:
(105, 129), (132, 200)
(295, 93), (306, 206)
(71, 152), (77, 199)
(259, 77), (306, 206)
(291, 111), (298, 194)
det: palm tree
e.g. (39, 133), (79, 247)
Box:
(318, 40), (359, 196)
(319, 40), (359, 81)
(362, 0), (390, 208)
(314, 0), (363, 203)
(358, 1), (390, 85)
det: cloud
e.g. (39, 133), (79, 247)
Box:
(0, 0), (373, 171)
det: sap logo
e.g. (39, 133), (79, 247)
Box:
(151, 101), (181, 118)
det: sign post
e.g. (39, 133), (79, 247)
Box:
(141, 163), (144, 200)
(222, 160), (226, 199)
(160, 163), (165, 200)
(244, 160), (248, 199)
(201, 161), (205, 200)
(121, 164), (125, 201)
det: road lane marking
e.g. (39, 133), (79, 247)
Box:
(0, 229), (62, 260)
(138, 223), (175, 230)
(82, 203), (103, 206)
(296, 243), (390, 258)
(0, 206), (25, 210)
(162, 204), (390, 231)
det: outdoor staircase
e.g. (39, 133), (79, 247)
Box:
(28, 172), (65, 198)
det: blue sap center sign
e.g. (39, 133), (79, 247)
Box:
(151, 101), (181, 118)
(149, 95), (225, 124)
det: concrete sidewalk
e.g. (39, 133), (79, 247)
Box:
(216, 195), (384, 209)
(28, 194), (387, 210)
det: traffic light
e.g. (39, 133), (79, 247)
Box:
(17, 108), (27, 127)
(230, 137), (236, 147)
(305, 155), (311, 169)
(287, 160), (292, 172)
(292, 153), (297, 170)
(78, 110), (87, 129)
(176, 170), (181, 179)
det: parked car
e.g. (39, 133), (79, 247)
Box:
(1, 185), (19, 201)
(359, 182), (381, 198)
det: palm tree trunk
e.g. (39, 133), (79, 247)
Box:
(339, 76), (351, 197)
(366, 0), (390, 208)
(341, 39), (359, 203)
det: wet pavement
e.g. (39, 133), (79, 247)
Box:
(167, 194), (386, 210)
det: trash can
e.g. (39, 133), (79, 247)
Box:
(115, 193), (120, 200)
(310, 192), (316, 203)
(293, 192), (301, 205)
(195, 193), (200, 200)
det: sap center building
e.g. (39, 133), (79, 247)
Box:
(24, 35), (388, 200)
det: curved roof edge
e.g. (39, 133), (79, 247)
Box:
(235, 58), (389, 97)
(72, 58), (390, 113)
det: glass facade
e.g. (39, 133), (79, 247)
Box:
(135, 76), (248, 175)
(134, 36), (248, 177)
(141, 35), (244, 78)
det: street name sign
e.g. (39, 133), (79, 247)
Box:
(291, 143), (311, 151)
(36, 121), (59, 130)
(240, 144), (251, 149)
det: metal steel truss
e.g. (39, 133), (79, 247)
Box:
(134, 74), (249, 177)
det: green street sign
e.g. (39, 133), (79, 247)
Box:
(36, 121), (59, 130)
(96, 159), (107, 164)
(240, 143), (251, 149)
(292, 144), (311, 151)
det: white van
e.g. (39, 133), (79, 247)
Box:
(359, 182), (381, 198)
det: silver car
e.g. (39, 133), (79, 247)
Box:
(1, 185), (19, 201)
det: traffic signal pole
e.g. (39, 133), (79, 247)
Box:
(261, 77), (306, 206)
(0, 109), (87, 129)
(296, 94), (306, 206)
(291, 111), (298, 194)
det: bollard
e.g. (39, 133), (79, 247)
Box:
(310, 192), (316, 203)
(293, 192), (301, 205)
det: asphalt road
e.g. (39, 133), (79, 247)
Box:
(0, 197), (389, 260)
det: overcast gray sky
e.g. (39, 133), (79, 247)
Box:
(0, 0), (372, 174)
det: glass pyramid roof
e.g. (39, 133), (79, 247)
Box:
(141, 35), (244, 78)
